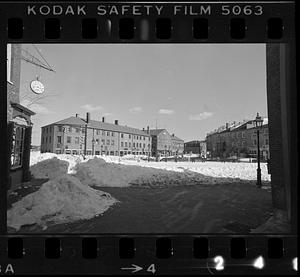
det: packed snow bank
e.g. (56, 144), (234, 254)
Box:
(30, 152), (85, 174)
(74, 157), (248, 187)
(122, 160), (271, 182)
(7, 174), (118, 231)
(29, 152), (271, 185)
(30, 158), (69, 179)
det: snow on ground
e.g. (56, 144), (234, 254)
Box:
(30, 157), (69, 179)
(30, 151), (85, 174)
(120, 160), (271, 182)
(29, 152), (271, 186)
(7, 174), (118, 231)
(74, 157), (226, 187)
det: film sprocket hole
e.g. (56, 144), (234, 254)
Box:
(0, 0), (297, 275)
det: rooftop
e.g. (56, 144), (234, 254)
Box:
(46, 116), (150, 136)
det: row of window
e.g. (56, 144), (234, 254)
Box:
(61, 135), (151, 148)
(55, 149), (150, 156)
(55, 125), (150, 141)
(42, 136), (51, 144)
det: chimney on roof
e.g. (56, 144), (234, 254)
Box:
(143, 127), (145, 131)
(115, 120), (118, 125)
(86, 112), (90, 123)
(226, 122), (229, 129)
(75, 113), (79, 117)
(147, 126), (149, 134)
(172, 133), (175, 137)
(102, 117), (105, 122)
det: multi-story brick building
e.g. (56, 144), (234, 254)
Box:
(206, 117), (269, 161)
(184, 140), (207, 157)
(41, 113), (152, 156)
(7, 44), (35, 189)
(149, 129), (184, 157)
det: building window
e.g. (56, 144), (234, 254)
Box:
(76, 128), (80, 133)
(107, 131), (110, 136)
(7, 44), (12, 83)
(139, 143), (142, 148)
(125, 142), (128, 147)
(101, 139), (105, 145)
(129, 142), (131, 147)
(96, 130), (100, 135)
(242, 132), (245, 138)
(58, 126), (62, 132)
(121, 142), (124, 147)
(82, 128), (85, 134)
(111, 140), (115, 145)
(143, 136), (145, 140)
(107, 139), (110, 145)
(253, 139), (257, 146)
(11, 125), (25, 168)
(102, 131), (105, 136)
(49, 136), (51, 143)
(57, 136), (62, 143)
(75, 137), (79, 144)
(133, 142), (135, 147)
(121, 133), (124, 138)
(46, 137), (48, 143)
(67, 136), (71, 143)
(129, 134), (131, 139)
(265, 139), (269, 145)
(111, 132), (114, 137)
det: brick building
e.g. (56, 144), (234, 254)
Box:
(149, 129), (184, 157)
(41, 113), (152, 156)
(7, 44), (35, 189)
(184, 140), (207, 157)
(206, 118), (269, 161)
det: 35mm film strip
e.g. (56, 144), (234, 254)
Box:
(0, 0), (297, 275)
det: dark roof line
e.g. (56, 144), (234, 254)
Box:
(45, 116), (150, 136)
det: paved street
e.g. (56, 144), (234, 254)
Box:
(14, 182), (272, 234)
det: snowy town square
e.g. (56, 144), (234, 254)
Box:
(7, 44), (291, 233)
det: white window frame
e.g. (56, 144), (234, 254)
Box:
(7, 44), (13, 83)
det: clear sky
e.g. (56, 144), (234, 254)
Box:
(19, 44), (267, 145)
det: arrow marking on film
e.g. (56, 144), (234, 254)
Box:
(121, 264), (143, 273)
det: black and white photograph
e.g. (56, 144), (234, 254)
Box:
(6, 43), (291, 234)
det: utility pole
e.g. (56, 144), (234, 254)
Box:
(84, 124), (87, 156)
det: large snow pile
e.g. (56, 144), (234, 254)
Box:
(30, 152), (84, 174)
(30, 157), (69, 179)
(74, 157), (247, 187)
(29, 153), (270, 185)
(7, 174), (118, 231)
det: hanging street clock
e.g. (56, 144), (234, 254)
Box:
(30, 79), (45, 94)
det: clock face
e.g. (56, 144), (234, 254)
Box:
(30, 80), (45, 94)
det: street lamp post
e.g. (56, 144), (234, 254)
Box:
(254, 112), (263, 188)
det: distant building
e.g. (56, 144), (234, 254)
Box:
(184, 140), (207, 157)
(206, 118), (269, 161)
(41, 113), (151, 156)
(149, 129), (184, 157)
(7, 44), (35, 190)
